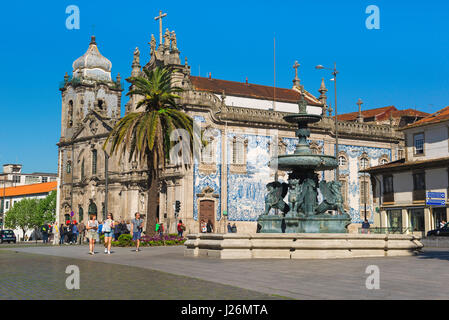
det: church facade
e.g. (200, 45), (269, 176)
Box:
(57, 28), (425, 234)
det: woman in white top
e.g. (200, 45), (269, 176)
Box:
(103, 213), (115, 254)
(86, 214), (99, 255)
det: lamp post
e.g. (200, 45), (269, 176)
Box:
(315, 63), (339, 181)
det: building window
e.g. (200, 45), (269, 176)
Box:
(5, 201), (9, 210)
(412, 172), (426, 201)
(360, 157), (369, 170)
(66, 161), (71, 174)
(398, 149), (404, 159)
(383, 175), (394, 203)
(338, 156), (347, 166)
(231, 137), (247, 165)
(81, 160), (85, 180)
(42, 177), (48, 183)
(360, 178), (370, 204)
(387, 209), (402, 231)
(12, 175), (20, 184)
(92, 150), (97, 175)
(68, 100), (73, 128)
(414, 133), (424, 155)
(409, 208), (425, 232)
(201, 137), (215, 164)
(380, 158), (388, 165)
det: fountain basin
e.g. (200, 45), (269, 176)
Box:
(258, 214), (351, 233)
(275, 154), (338, 171)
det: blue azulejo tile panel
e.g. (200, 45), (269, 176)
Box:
(227, 134), (273, 221)
(338, 144), (391, 224)
(193, 128), (222, 221)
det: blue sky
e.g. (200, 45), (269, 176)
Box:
(1, 0), (449, 173)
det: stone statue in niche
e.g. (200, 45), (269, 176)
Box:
(264, 182), (290, 215)
(315, 180), (346, 215)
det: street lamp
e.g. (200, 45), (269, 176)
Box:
(315, 63), (340, 181)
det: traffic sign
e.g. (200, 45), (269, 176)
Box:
(426, 192), (446, 206)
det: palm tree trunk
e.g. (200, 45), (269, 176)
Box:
(145, 157), (159, 236)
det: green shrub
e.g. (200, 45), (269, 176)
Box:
(117, 234), (133, 247)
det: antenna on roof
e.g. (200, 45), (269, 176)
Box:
(273, 34), (276, 111)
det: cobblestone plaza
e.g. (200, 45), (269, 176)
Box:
(0, 245), (448, 300)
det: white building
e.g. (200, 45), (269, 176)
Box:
(0, 181), (57, 239)
(365, 106), (449, 236)
(0, 164), (57, 187)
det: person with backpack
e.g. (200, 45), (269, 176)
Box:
(41, 224), (49, 244)
(177, 220), (186, 237)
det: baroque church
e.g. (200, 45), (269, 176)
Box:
(57, 26), (427, 234)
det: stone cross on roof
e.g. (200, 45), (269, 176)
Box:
(154, 10), (167, 45)
(293, 61), (301, 87)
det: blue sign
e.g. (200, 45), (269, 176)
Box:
(427, 192), (445, 199)
(426, 192), (446, 206)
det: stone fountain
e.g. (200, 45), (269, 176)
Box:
(258, 91), (351, 233)
(184, 91), (423, 259)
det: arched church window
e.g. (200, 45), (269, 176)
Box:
(81, 159), (85, 180)
(360, 157), (369, 170)
(68, 100), (74, 128)
(232, 137), (246, 165)
(202, 137), (215, 164)
(338, 156), (347, 166)
(92, 150), (97, 175)
(97, 99), (104, 110)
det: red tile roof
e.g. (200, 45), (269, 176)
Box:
(0, 181), (57, 197)
(402, 105), (449, 130)
(336, 105), (429, 122)
(190, 76), (322, 106)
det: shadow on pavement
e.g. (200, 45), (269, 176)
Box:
(417, 249), (449, 261)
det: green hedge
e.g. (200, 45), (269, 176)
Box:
(110, 234), (186, 247)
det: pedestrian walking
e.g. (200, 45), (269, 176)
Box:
(52, 222), (59, 245)
(41, 224), (49, 244)
(78, 220), (85, 244)
(86, 214), (99, 255)
(177, 220), (186, 237)
(103, 213), (115, 254)
(206, 219), (213, 233)
(72, 222), (79, 244)
(131, 212), (144, 252)
(97, 221), (103, 244)
(361, 219), (370, 234)
(113, 219), (121, 241)
(200, 219), (207, 233)
(59, 224), (65, 245)
(66, 222), (73, 244)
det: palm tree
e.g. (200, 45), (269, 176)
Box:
(104, 66), (195, 235)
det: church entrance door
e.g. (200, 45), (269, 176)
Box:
(199, 200), (215, 233)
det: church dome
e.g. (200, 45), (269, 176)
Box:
(72, 36), (112, 81)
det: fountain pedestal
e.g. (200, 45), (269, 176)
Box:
(258, 213), (352, 234)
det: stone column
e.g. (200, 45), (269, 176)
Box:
(380, 210), (388, 230)
(401, 208), (408, 234)
(424, 207), (432, 235)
